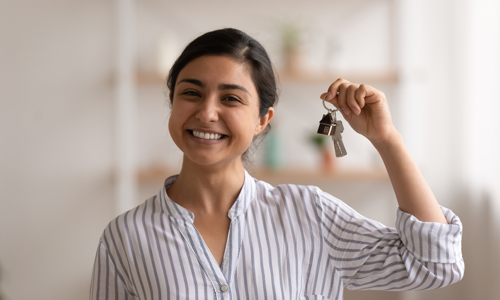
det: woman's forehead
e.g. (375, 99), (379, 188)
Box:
(177, 55), (256, 91)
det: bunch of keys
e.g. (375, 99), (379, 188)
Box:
(317, 94), (347, 157)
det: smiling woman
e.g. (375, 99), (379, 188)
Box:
(168, 55), (272, 169)
(90, 28), (464, 300)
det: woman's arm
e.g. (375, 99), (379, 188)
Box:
(322, 78), (447, 224)
(90, 240), (130, 300)
(372, 131), (447, 223)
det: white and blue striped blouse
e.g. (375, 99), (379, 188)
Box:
(90, 170), (464, 300)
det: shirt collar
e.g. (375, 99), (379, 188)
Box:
(228, 169), (256, 219)
(160, 174), (195, 222)
(159, 169), (257, 222)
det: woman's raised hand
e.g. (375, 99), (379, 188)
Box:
(320, 78), (396, 144)
(321, 79), (447, 224)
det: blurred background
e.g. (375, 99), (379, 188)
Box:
(1, 0), (499, 299)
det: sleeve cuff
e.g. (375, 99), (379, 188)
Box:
(396, 206), (463, 264)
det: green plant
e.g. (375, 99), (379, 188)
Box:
(277, 21), (303, 54)
(309, 133), (328, 150)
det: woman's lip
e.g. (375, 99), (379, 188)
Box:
(187, 130), (228, 144)
(188, 128), (227, 136)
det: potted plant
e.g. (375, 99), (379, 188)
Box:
(278, 21), (304, 76)
(309, 133), (335, 173)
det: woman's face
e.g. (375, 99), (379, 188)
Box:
(168, 55), (273, 168)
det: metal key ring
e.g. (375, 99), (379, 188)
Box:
(322, 93), (339, 113)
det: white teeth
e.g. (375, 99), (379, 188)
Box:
(192, 130), (222, 140)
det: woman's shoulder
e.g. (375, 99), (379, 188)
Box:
(99, 194), (166, 248)
(254, 178), (316, 197)
(253, 176), (333, 199)
(251, 176), (360, 220)
(252, 177), (344, 210)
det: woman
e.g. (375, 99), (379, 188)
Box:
(90, 28), (464, 300)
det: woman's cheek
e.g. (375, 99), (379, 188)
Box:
(168, 113), (183, 149)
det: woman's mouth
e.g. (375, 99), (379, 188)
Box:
(188, 130), (227, 140)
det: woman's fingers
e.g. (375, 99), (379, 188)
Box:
(322, 78), (349, 108)
(338, 82), (361, 116)
(337, 82), (351, 115)
(361, 84), (385, 105)
(347, 84), (361, 115)
(321, 79), (375, 115)
(320, 79), (392, 140)
(355, 84), (367, 110)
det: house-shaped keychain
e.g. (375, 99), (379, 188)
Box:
(317, 113), (335, 135)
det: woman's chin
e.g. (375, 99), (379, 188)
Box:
(183, 152), (242, 169)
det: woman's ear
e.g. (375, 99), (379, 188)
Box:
(169, 91), (174, 106)
(254, 107), (274, 135)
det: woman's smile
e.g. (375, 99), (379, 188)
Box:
(187, 129), (229, 144)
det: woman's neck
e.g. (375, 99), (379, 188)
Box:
(166, 156), (246, 215)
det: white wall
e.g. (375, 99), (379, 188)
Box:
(0, 1), (116, 299)
(396, 0), (500, 299)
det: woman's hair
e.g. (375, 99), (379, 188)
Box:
(166, 28), (279, 167)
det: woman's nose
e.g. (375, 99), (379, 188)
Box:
(195, 96), (219, 123)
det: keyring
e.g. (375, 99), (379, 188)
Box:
(317, 92), (347, 157)
(322, 93), (339, 113)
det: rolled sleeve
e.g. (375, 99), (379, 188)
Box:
(314, 186), (464, 291)
(396, 206), (463, 264)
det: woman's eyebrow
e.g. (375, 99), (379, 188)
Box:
(177, 78), (204, 87)
(177, 79), (250, 95)
(219, 84), (250, 95)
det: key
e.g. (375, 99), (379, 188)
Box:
(331, 120), (347, 157)
(317, 113), (334, 136)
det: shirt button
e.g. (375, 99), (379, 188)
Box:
(220, 285), (228, 292)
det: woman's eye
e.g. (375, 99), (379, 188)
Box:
(223, 96), (241, 103)
(182, 90), (200, 97)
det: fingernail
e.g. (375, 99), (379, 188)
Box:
(342, 108), (350, 115)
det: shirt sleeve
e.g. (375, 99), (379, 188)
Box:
(313, 187), (464, 291)
(89, 240), (131, 300)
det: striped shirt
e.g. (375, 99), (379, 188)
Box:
(90, 170), (464, 300)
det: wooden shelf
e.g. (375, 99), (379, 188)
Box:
(250, 167), (389, 184)
(136, 166), (174, 183)
(134, 166), (389, 184)
(278, 69), (399, 85)
(136, 71), (167, 85)
(108, 71), (167, 86)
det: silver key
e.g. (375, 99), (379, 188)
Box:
(331, 120), (347, 157)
